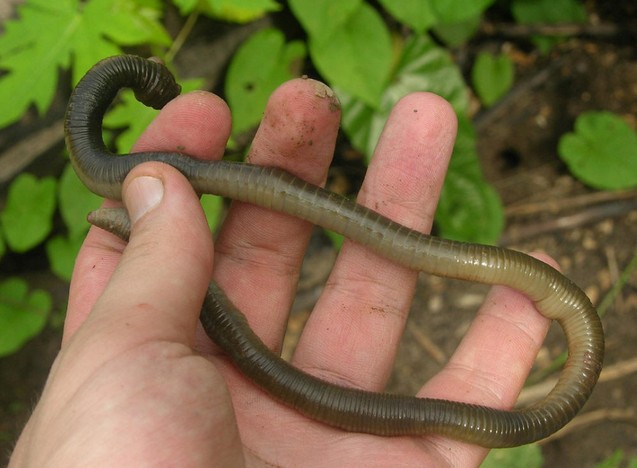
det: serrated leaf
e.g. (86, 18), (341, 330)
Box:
(0, 173), (57, 252)
(0, 277), (51, 356)
(59, 162), (102, 239)
(226, 28), (306, 136)
(46, 234), (84, 281)
(482, 444), (543, 468)
(340, 34), (469, 161)
(435, 115), (503, 243)
(558, 112), (637, 190)
(308, 2), (392, 107)
(472, 51), (514, 106)
(0, 0), (170, 127)
(289, 0), (362, 41)
(105, 77), (205, 152)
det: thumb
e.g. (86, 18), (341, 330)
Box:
(83, 162), (214, 350)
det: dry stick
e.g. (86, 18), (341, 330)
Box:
(479, 22), (621, 38)
(538, 408), (636, 445)
(519, 356), (637, 407)
(505, 189), (637, 217)
(0, 119), (64, 185)
(501, 199), (637, 245)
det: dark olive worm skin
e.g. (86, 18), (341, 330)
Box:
(65, 55), (604, 448)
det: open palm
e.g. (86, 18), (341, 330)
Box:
(10, 79), (550, 467)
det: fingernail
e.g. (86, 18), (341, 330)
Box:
(126, 176), (164, 223)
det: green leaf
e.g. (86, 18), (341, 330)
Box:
(0, 278), (51, 357)
(379, 0), (493, 30)
(289, 0), (362, 42)
(200, 194), (223, 231)
(511, 0), (587, 53)
(482, 444), (543, 468)
(0, 0), (170, 127)
(472, 51), (514, 106)
(433, 14), (482, 46)
(105, 77), (205, 152)
(378, 0), (436, 32)
(225, 28), (306, 136)
(46, 235), (84, 281)
(431, 0), (495, 24)
(0, 173), (57, 253)
(340, 34), (469, 161)
(59, 163), (102, 239)
(307, 2), (393, 107)
(174, 0), (280, 21)
(558, 111), (637, 190)
(595, 449), (624, 468)
(436, 115), (503, 243)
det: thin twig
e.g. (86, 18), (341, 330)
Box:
(501, 199), (637, 245)
(519, 356), (637, 407)
(539, 408), (637, 444)
(0, 119), (64, 185)
(505, 189), (637, 217)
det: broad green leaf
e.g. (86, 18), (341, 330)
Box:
(0, 0), (170, 127)
(378, 0), (436, 32)
(0, 278), (51, 356)
(511, 0), (586, 53)
(379, 0), (493, 30)
(340, 34), (469, 161)
(201, 194), (223, 231)
(289, 0), (362, 41)
(226, 28), (306, 136)
(433, 14), (482, 46)
(0, 233), (5, 260)
(472, 51), (514, 106)
(431, 0), (495, 24)
(0, 173), (57, 253)
(46, 235), (84, 281)
(435, 115), (503, 244)
(482, 444), (543, 468)
(59, 163), (102, 239)
(105, 78), (205, 152)
(308, 2), (392, 107)
(558, 112), (637, 190)
(174, 0), (280, 21)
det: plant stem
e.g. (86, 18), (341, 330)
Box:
(165, 9), (200, 64)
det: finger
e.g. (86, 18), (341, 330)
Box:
(419, 253), (553, 460)
(65, 91), (229, 343)
(67, 163), (214, 363)
(293, 93), (457, 390)
(211, 78), (341, 351)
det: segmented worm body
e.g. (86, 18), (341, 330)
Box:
(64, 55), (604, 447)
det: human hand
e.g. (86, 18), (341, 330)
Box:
(10, 79), (551, 467)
